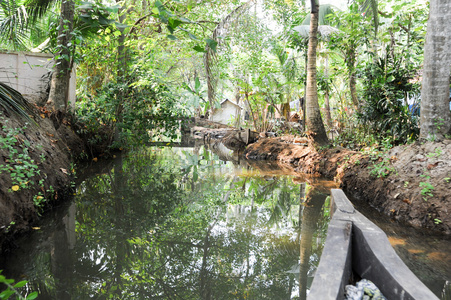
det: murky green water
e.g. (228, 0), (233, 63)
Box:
(1, 146), (334, 299)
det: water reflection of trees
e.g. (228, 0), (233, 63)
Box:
(3, 146), (332, 299)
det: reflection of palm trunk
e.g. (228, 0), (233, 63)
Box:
(299, 185), (326, 300)
(51, 202), (76, 300)
(199, 225), (214, 299)
(113, 152), (127, 297)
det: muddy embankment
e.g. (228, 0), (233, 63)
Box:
(0, 107), (91, 254)
(244, 136), (451, 235)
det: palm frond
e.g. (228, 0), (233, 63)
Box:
(293, 24), (339, 41)
(360, 0), (379, 34)
(0, 0), (31, 50)
(25, 0), (56, 24)
(0, 82), (35, 123)
(302, 4), (337, 26)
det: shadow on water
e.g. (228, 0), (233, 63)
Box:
(0, 145), (335, 300)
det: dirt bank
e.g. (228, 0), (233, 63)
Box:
(0, 107), (87, 254)
(244, 136), (451, 235)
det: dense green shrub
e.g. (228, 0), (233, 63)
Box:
(358, 51), (421, 144)
(75, 71), (185, 151)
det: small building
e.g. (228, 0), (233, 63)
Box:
(211, 99), (244, 125)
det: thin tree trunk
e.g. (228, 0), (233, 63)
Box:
(306, 0), (329, 146)
(324, 55), (332, 129)
(348, 50), (359, 109)
(47, 0), (74, 113)
(114, 1), (127, 143)
(420, 0), (451, 140)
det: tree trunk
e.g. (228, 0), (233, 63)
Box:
(114, 1), (128, 143)
(47, 0), (74, 113)
(306, 0), (329, 146)
(348, 49), (359, 109)
(324, 55), (332, 129)
(420, 0), (451, 140)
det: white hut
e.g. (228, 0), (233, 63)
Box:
(211, 99), (244, 125)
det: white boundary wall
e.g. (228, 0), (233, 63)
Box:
(0, 51), (76, 106)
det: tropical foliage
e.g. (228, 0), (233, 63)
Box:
(0, 0), (446, 146)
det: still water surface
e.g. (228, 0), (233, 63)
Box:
(2, 145), (450, 299)
(1, 146), (335, 299)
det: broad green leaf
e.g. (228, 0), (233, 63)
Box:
(168, 18), (182, 29)
(193, 45), (205, 52)
(26, 292), (39, 300)
(167, 34), (177, 40)
(206, 38), (217, 52)
(194, 77), (201, 92)
(13, 280), (27, 288)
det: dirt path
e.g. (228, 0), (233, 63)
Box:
(244, 136), (451, 235)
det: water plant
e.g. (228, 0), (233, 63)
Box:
(0, 271), (37, 299)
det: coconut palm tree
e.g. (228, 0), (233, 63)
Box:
(305, 0), (328, 146)
(420, 0), (451, 140)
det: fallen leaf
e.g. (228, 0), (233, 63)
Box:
(46, 133), (54, 137)
(32, 227), (41, 230)
(11, 185), (20, 191)
(402, 199), (411, 204)
(427, 162), (439, 170)
(40, 114), (46, 119)
(92, 157), (98, 162)
(60, 168), (69, 174)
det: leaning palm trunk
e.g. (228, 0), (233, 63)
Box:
(205, 0), (255, 119)
(47, 0), (74, 113)
(420, 0), (451, 140)
(306, 0), (329, 146)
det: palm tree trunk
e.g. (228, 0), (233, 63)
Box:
(47, 0), (74, 113)
(306, 0), (329, 146)
(420, 0), (451, 140)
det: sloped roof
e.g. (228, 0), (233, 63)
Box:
(220, 99), (244, 109)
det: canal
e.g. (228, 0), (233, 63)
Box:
(1, 144), (450, 299)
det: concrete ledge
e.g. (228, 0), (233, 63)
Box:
(308, 189), (439, 300)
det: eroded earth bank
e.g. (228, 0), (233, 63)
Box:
(244, 136), (451, 235)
